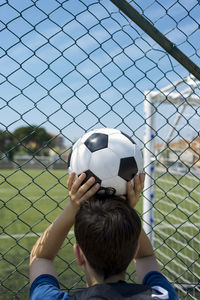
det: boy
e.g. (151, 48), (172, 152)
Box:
(29, 172), (178, 299)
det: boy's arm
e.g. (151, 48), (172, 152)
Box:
(128, 175), (179, 300)
(127, 174), (159, 283)
(134, 228), (159, 283)
(29, 172), (100, 284)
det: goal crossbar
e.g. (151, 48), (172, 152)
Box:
(146, 75), (200, 106)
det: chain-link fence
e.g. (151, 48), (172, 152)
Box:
(0, 0), (200, 299)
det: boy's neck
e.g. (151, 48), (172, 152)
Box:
(86, 272), (125, 287)
(82, 259), (126, 287)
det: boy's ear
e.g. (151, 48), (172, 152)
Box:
(73, 243), (86, 266)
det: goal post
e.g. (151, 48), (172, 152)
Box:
(142, 75), (200, 245)
(143, 93), (156, 244)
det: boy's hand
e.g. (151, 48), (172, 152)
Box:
(67, 172), (100, 209)
(127, 173), (145, 208)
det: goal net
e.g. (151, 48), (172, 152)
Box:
(143, 75), (200, 297)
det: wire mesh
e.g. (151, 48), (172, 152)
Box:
(0, 0), (199, 299)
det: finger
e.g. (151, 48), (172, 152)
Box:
(75, 176), (96, 197)
(67, 172), (76, 191)
(139, 173), (145, 189)
(127, 181), (138, 208)
(127, 180), (135, 199)
(134, 173), (145, 194)
(71, 173), (86, 193)
(134, 175), (141, 194)
(80, 183), (100, 203)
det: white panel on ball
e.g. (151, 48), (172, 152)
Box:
(102, 176), (127, 195)
(69, 147), (79, 174)
(108, 133), (135, 157)
(76, 144), (92, 175)
(72, 137), (81, 149)
(133, 145), (143, 173)
(93, 128), (120, 135)
(89, 148), (120, 180)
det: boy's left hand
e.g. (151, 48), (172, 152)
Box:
(126, 173), (145, 208)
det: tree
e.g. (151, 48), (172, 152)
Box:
(0, 130), (18, 160)
(13, 125), (55, 155)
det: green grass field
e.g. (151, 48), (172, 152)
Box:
(0, 169), (199, 299)
(153, 172), (200, 299)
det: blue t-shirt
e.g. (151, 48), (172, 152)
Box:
(30, 271), (179, 300)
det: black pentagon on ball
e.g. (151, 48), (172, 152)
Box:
(118, 156), (138, 181)
(80, 170), (116, 196)
(80, 170), (102, 186)
(84, 133), (108, 152)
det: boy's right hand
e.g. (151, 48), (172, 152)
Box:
(126, 173), (145, 208)
(67, 172), (100, 210)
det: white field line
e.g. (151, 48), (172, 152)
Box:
(155, 198), (200, 222)
(155, 197), (177, 207)
(157, 178), (200, 195)
(156, 222), (200, 229)
(1, 221), (199, 240)
(156, 223), (199, 239)
(155, 228), (200, 246)
(156, 188), (200, 203)
(156, 248), (189, 274)
(157, 213), (189, 224)
(191, 176), (200, 184)
(156, 189), (183, 200)
(155, 238), (200, 269)
(0, 231), (74, 240)
(177, 205), (200, 217)
(156, 191), (200, 207)
(158, 211), (199, 224)
(155, 194), (200, 215)
(158, 213), (199, 225)
(156, 259), (200, 295)
(155, 249), (188, 281)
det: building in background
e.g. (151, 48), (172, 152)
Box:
(155, 136), (200, 169)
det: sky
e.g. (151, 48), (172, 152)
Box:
(0, 0), (199, 148)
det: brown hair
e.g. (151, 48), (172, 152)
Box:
(74, 196), (141, 280)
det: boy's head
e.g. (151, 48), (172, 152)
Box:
(74, 196), (141, 280)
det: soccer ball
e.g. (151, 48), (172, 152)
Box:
(68, 128), (143, 195)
